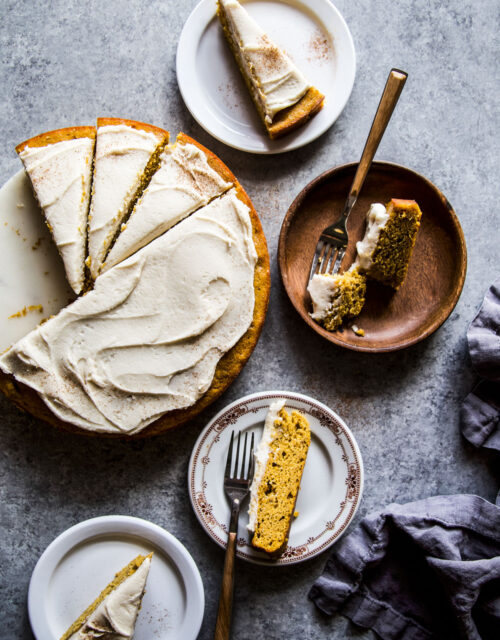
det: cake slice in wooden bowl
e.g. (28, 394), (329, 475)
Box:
(87, 118), (169, 280)
(217, 0), (324, 139)
(16, 126), (96, 295)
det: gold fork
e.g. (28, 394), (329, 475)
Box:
(308, 68), (408, 282)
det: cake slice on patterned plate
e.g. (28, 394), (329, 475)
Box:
(217, 0), (324, 139)
(16, 126), (96, 295)
(103, 132), (233, 272)
(87, 118), (169, 280)
(247, 400), (311, 555)
(60, 554), (152, 640)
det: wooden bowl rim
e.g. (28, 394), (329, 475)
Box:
(278, 161), (467, 353)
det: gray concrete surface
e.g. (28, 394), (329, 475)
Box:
(0, 1), (499, 638)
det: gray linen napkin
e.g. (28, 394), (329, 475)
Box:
(460, 278), (500, 453)
(309, 495), (500, 640)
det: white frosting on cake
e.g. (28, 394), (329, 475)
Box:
(247, 399), (286, 532)
(69, 556), (151, 640)
(0, 188), (257, 435)
(19, 135), (94, 295)
(87, 123), (166, 279)
(103, 140), (232, 272)
(220, 0), (310, 123)
(307, 273), (339, 322)
(354, 203), (389, 271)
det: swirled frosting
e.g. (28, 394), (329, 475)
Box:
(19, 136), (94, 294)
(220, 0), (310, 123)
(104, 140), (232, 272)
(0, 188), (257, 435)
(87, 123), (167, 279)
(69, 556), (151, 640)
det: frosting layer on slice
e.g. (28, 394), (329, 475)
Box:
(104, 136), (232, 272)
(17, 129), (95, 294)
(218, 0), (310, 124)
(62, 554), (152, 640)
(87, 119), (168, 279)
(0, 188), (257, 435)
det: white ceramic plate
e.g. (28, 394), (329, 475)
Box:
(0, 170), (74, 353)
(176, 0), (356, 154)
(28, 515), (204, 640)
(188, 391), (364, 565)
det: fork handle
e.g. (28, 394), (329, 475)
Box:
(214, 531), (237, 640)
(346, 68), (407, 213)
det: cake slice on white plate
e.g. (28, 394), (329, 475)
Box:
(217, 0), (324, 138)
(87, 118), (169, 279)
(103, 132), (233, 272)
(60, 553), (152, 640)
(16, 126), (96, 295)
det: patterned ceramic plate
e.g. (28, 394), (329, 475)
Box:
(188, 391), (364, 565)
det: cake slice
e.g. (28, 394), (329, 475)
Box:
(308, 268), (367, 332)
(355, 200), (422, 289)
(248, 401), (310, 554)
(60, 553), (152, 640)
(16, 126), (96, 295)
(217, 0), (324, 139)
(103, 132), (233, 272)
(87, 118), (169, 279)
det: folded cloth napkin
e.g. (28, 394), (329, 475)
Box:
(309, 495), (500, 640)
(460, 278), (500, 454)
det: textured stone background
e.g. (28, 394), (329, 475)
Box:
(0, 1), (499, 638)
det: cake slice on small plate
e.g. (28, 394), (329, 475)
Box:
(217, 0), (324, 139)
(308, 268), (367, 332)
(248, 400), (311, 555)
(16, 126), (96, 295)
(355, 199), (422, 289)
(103, 132), (233, 272)
(60, 553), (152, 640)
(87, 118), (169, 279)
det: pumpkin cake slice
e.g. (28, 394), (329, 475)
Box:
(217, 0), (324, 139)
(308, 268), (367, 331)
(60, 553), (152, 640)
(103, 132), (233, 272)
(355, 199), (422, 289)
(16, 126), (96, 295)
(248, 400), (311, 555)
(87, 118), (169, 280)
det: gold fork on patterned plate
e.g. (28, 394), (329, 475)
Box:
(308, 68), (408, 282)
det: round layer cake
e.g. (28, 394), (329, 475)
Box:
(0, 121), (270, 438)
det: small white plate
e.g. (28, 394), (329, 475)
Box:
(28, 515), (204, 640)
(188, 391), (364, 565)
(176, 0), (356, 154)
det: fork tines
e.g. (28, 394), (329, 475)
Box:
(225, 431), (255, 482)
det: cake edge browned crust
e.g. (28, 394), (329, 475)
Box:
(15, 126), (96, 154)
(0, 135), (270, 439)
(96, 117), (169, 143)
(216, 0), (324, 140)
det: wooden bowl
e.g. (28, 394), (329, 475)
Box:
(278, 162), (467, 352)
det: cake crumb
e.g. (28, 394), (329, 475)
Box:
(351, 324), (365, 337)
(16, 202), (25, 209)
(9, 304), (44, 319)
(32, 237), (42, 251)
(294, 511), (299, 518)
